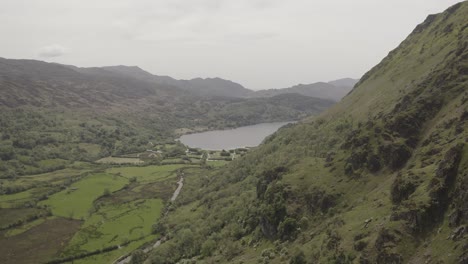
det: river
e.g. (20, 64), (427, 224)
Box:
(179, 121), (293, 150)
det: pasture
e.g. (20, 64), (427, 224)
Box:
(65, 198), (163, 253)
(39, 173), (128, 219)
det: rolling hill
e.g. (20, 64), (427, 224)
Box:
(101, 65), (253, 98)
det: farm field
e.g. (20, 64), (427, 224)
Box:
(0, 147), (232, 264)
(0, 217), (81, 264)
(39, 173), (129, 219)
(0, 144), (238, 264)
(107, 164), (194, 183)
(64, 198), (163, 253)
(96, 156), (144, 165)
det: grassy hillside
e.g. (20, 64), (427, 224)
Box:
(143, 3), (467, 263)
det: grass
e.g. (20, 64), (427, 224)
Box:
(107, 164), (192, 183)
(39, 173), (128, 219)
(207, 160), (230, 167)
(0, 217), (81, 264)
(0, 208), (45, 228)
(73, 234), (158, 264)
(64, 198), (163, 254)
(96, 157), (144, 165)
(78, 143), (102, 157)
(4, 218), (47, 237)
(161, 158), (187, 164)
(0, 189), (34, 208)
(37, 158), (69, 168)
(0, 166), (93, 193)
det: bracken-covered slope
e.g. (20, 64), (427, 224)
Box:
(146, 3), (467, 263)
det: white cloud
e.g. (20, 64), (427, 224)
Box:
(38, 44), (67, 58)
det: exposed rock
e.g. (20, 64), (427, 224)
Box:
(451, 226), (466, 241)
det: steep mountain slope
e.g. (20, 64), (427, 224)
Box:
(249, 78), (358, 102)
(146, 3), (467, 263)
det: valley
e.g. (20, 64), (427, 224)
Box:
(0, 1), (467, 264)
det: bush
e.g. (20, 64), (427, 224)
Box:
(130, 249), (147, 264)
(290, 249), (306, 264)
(278, 217), (299, 240)
(201, 239), (216, 257)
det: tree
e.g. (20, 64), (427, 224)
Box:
(290, 249), (306, 264)
(201, 239), (216, 257)
(130, 249), (147, 264)
(278, 217), (299, 241)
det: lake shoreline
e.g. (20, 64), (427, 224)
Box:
(178, 121), (295, 150)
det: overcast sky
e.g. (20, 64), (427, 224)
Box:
(0, 0), (463, 90)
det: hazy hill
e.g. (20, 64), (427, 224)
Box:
(101, 65), (252, 98)
(249, 78), (358, 101)
(328, 77), (359, 88)
(101, 65), (357, 100)
(146, 2), (467, 263)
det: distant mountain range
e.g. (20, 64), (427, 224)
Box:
(96, 65), (358, 101)
(0, 57), (338, 134)
(100, 65), (252, 98)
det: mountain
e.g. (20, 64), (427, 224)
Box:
(101, 65), (357, 100)
(0, 58), (335, 176)
(328, 77), (359, 88)
(249, 78), (358, 102)
(101, 65), (252, 98)
(145, 2), (467, 263)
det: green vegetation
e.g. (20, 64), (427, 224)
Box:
(139, 3), (468, 263)
(96, 157), (144, 165)
(107, 164), (191, 183)
(0, 153), (224, 264)
(0, 2), (466, 264)
(64, 199), (163, 253)
(40, 173), (128, 219)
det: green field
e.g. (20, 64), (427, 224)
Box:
(74, 235), (157, 264)
(0, 189), (34, 208)
(39, 173), (128, 219)
(0, 152), (231, 263)
(107, 164), (192, 183)
(1, 166), (92, 190)
(64, 198), (163, 253)
(4, 218), (47, 237)
(96, 157), (144, 165)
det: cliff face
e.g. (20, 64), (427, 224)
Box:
(147, 2), (467, 263)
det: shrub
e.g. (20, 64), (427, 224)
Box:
(290, 249), (306, 264)
(201, 239), (216, 257)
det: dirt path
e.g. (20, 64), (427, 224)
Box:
(114, 177), (184, 264)
(170, 177), (184, 202)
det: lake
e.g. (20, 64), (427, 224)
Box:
(179, 121), (293, 150)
